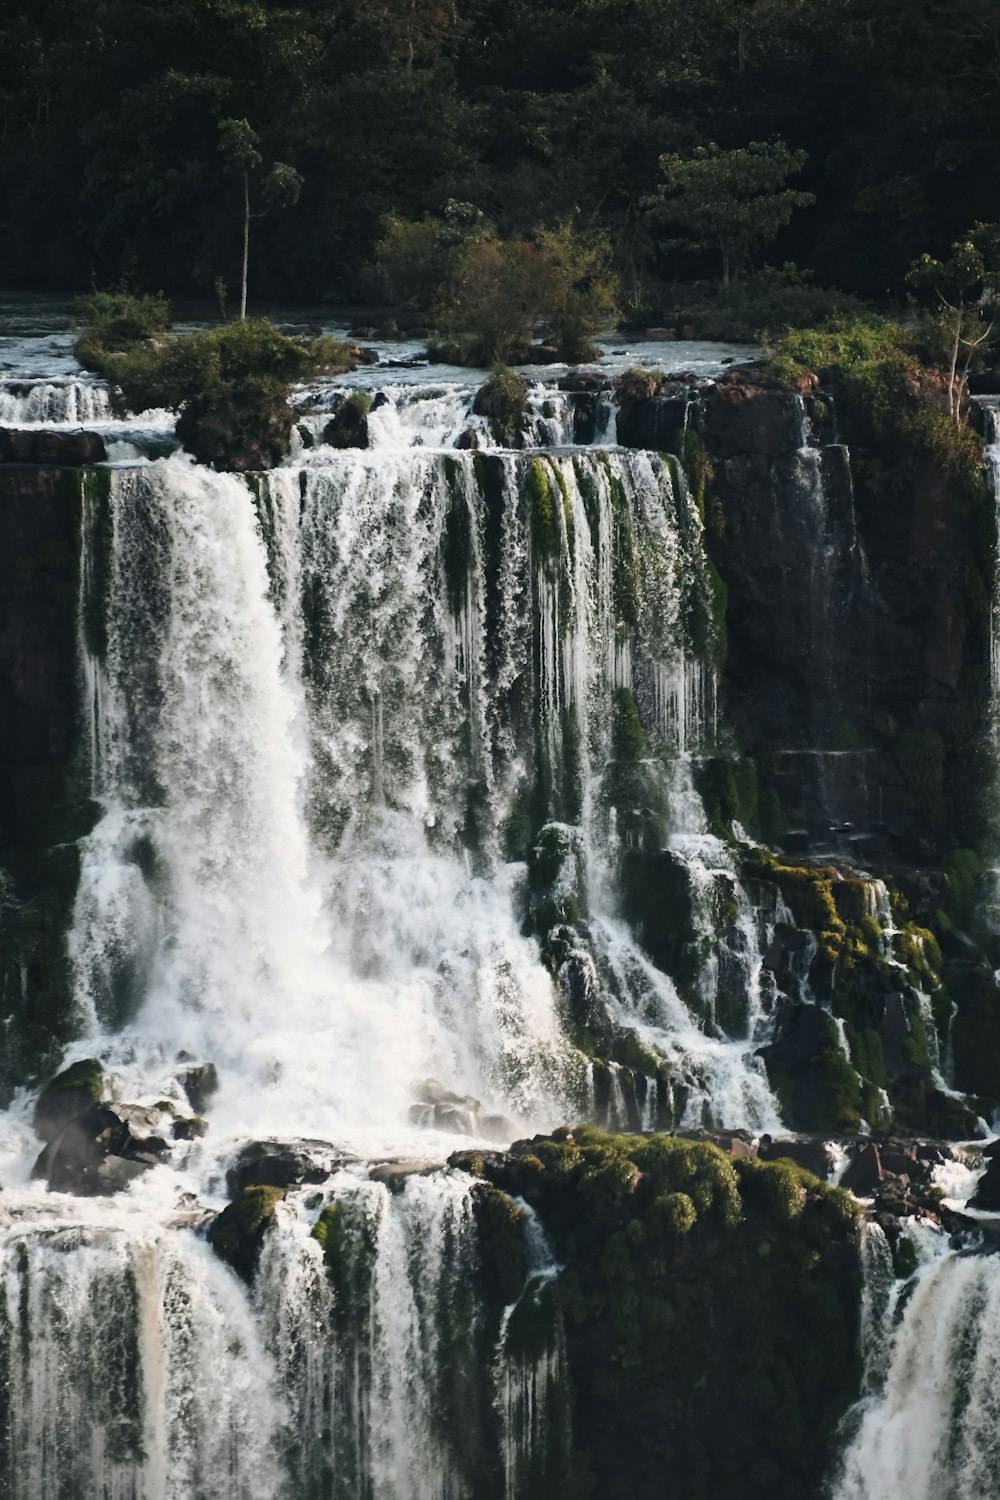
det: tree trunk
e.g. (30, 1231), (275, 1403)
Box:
(240, 171), (250, 320)
(948, 312), (961, 425)
(722, 245), (730, 288)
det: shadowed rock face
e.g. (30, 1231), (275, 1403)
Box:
(695, 378), (990, 851)
(0, 464), (98, 1100)
(0, 428), (107, 465)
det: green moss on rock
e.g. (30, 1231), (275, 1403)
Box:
(33, 1058), (104, 1142)
(208, 1184), (285, 1281)
(455, 1127), (860, 1500)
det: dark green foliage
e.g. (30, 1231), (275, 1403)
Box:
(457, 1129), (860, 1500)
(103, 319), (353, 470)
(6, 0), (1000, 313)
(651, 140), (814, 286)
(74, 288), (171, 371)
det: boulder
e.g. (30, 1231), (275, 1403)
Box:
(841, 1143), (883, 1196)
(409, 1079), (483, 1135)
(176, 1057), (218, 1114)
(33, 1100), (170, 1195)
(322, 394), (371, 449)
(370, 1159), (439, 1193)
(33, 1058), (105, 1141)
(208, 1185), (286, 1281)
(969, 1156), (1000, 1211)
(226, 1138), (338, 1197)
(758, 1135), (835, 1179)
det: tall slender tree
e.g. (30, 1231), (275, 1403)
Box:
(218, 118), (303, 318)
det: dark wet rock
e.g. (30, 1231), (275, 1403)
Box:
(616, 393), (689, 452)
(700, 385), (803, 460)
(176, 1059), (218, 1114)
(454, 427), (479, 450)
(758, 1003), (862, 1133)
(0, 427), (107, 465)
(969, 1154), (1000, 1210)
(571, 391), (597, 443)
(526, 823), (587, 936)
(557, 370), (605, 393)
(172, 1116), (208, 1141)
(226, 1138), (338, 1197)
(33, 1058), (104, 1142)
(208, 1185), (285, 1281)
(296, 423), (314, 448)
(33, 1100), (171, 1194)
(758, 1135), (835, 1179)
(322, 393), (371, 449)
(841, 1143), (883, 1195)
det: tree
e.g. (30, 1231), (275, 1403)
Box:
(218, 118), (303, 319)
(534, 221), (619, 361)
(907, 226), (1000, 424)
(650, 139), (814, 286)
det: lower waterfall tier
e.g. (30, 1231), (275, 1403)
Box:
(0, 1129), (862, 1500)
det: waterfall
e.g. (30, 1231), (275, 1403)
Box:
(0, 376), (113, 425)
(0, 1212), (288, 1500)
(832, 1229), (1000, 1500)
(0, 355), (794, 1497)
(60, 436), (779, 1147)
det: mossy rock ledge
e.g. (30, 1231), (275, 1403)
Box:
(451, 1125), (862, 1500)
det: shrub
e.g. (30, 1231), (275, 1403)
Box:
(74, 288), (171, 371)
(373, 201), (494, 323)
(437, 238), (540, 364)
(533, 220), (618, 361)
(105, 318), (354, 470)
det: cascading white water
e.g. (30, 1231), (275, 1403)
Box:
(0, 1210), (288, 1500)
(1, 366), (791, 1498)
(832, 1227), (1000, 1500)
(493, 1202), (566, 1500)
(0, 376), (113, 425)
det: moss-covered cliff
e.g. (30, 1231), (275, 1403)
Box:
(453, 1127), (861, 1500)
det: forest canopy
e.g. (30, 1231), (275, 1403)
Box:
(2, 0), (999, 311)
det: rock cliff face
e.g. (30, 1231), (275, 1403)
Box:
(0, 464), (96, 1099)
(613, 370), (1000, 1134)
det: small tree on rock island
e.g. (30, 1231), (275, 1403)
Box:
(650, 139), (814, 286)
(218, 118), (303, 319)
(907, 226), (1000, 425)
